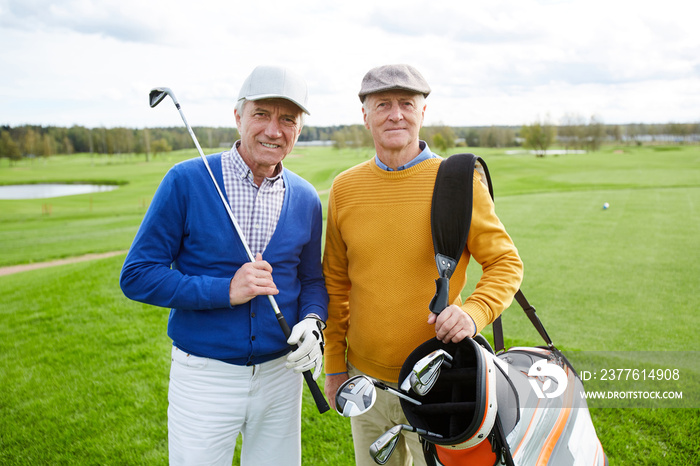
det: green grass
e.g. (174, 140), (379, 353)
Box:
(1, 145), (699, 464)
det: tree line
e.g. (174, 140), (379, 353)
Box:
(1, 118), (698, 162)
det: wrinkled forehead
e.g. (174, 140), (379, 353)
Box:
(244, 98), (304, 116)
(365, 89), (423, 104)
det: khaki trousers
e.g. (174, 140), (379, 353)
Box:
(348, 364), (426, 466)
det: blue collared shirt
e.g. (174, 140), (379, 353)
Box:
(374, 141), (439, 171)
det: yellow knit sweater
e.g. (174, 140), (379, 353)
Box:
(323, 157), (523, 382)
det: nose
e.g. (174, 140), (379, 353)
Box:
(264, 118), (282, 138)
(388, 105), (404, 122)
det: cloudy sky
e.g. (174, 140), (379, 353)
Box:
(1, 0), (698, 129)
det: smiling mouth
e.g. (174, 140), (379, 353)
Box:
(260, 142), (281, 148)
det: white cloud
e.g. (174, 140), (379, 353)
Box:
(0, 0), (698, 128)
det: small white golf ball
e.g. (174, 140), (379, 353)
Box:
(603, 202), (610, 210)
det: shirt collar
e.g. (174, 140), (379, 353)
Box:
(375, 141), (434, 171)
(231, 141), (284, 184)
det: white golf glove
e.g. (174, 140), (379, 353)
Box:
(285, 317), (325, 380)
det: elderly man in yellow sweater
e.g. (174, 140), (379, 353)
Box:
(323, 64), (524, 466)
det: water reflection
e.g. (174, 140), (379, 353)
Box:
(0, 184), (119, 200)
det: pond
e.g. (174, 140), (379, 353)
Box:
(0, 184), (119, 200)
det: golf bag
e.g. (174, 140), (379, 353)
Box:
(399, 154), (607, 466)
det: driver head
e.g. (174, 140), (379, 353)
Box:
(335, 375), (377, 417)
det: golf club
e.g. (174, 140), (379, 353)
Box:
(335, 375), (422, 418)
(403, 349), (453, 396)
(335, 374), (377, 417)
(369, 424), (443, 465)
(148, 87), (329, 414)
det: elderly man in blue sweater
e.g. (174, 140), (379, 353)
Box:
(120, 66), (328, 466)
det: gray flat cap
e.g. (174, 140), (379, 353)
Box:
(358, 64), (431, 102)
(237, 65), (310, 114)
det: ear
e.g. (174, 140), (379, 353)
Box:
(234, 109), (242, 131)
(362, 106), (370, 130)
(420, 103), (426, 128)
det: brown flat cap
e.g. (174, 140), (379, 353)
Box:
(358, 64), (431, 102)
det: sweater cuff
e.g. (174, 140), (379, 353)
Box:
(324, 353), (348, 375)
(462, 301), (490, 335)
(301, 304), (328, 323)
(211, 277), (234, 308)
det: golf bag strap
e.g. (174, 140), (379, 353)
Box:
(430, 154), (555, 352)
(493, 413), (516, 466)
(429, 154), (477, 314)
(493, 290), (555, 353)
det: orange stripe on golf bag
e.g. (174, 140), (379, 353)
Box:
(535, 368), (575, 465)
(436, 440), (496, 465)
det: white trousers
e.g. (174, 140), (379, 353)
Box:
(168, 346), (303, 466)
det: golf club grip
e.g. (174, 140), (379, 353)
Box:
(275, 314), (330, 413)
(304, 371), (330, 413)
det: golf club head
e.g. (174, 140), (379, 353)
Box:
(335, 375), (377, 417)
(149, 87), (174, 108)
(410, 349), (453, 396)
(369, 425), (404, 465)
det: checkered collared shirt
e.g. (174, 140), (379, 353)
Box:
(221, 142), (285, 256)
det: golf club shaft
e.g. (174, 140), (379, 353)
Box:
(375, 381), (422, 405)
(166, 93), (329, 413)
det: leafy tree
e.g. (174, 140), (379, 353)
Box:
(0, 131), (21, 164)
(421, 125), (456, 152)
(479, 126), (515, 148)
(559, 113), (586, 150)
(331, 125), (372, 149)
(22, 128), (39, 156)
(433, 133), (447, 152)
(41, 133), (55, 157)
(521, 119), (556, 157)
(150, 138), (172, 157)
(585, 115), (606, 151)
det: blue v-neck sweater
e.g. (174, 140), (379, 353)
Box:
(120, 153), (328, 365)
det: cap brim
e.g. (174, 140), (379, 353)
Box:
(242, 93), (310, 115)
(359, 86), (430, 102)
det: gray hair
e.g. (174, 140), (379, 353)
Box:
(235, 98), (305, 127)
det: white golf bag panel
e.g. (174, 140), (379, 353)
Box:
(498, 347), (607, 466)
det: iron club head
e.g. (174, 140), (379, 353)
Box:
(369, 424), (444, 464)
(149, 87), (175, 108)
(409, 349), (453, 396)
(369, 425), (404, 465)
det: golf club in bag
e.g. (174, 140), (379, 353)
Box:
(148, 87), (329, 414)
(335, 375), (422, 418)
(399, 349), (453, 396)
(370, 424), (443, 465)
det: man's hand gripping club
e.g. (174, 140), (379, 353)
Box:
(286, 318), (325, 380)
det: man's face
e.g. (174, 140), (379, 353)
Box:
(362, 90), (425, 153)
(235, 98), (303, 172)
